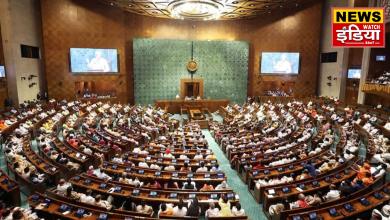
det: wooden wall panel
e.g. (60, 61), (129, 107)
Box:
(0, 25), (7, 108)
(0, 25), (4, 64)
(40, 0), (127, 103)
(368, 33), (390, 80)
(41, 0), (322, 104)
(363, 33), (390, 106)
(345, 79), (360, 104)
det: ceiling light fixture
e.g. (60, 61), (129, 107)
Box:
(110, 2), (114, 5)
(249, 4), (254, 6)
(168, 0), (226, 20)
(296, 3), (298, 6)
(280, 5), (283, 7)
(129, 4), (132, 7)
(265, 5), (269, 7)
(232, 1), (238, 4)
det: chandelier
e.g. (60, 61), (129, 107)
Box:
(167, 0), (226, 20)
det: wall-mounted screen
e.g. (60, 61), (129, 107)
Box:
(70, 48), (118, 73)
(348, 69), (361, 79)
(0, 66), (5, 78)
(261, 52), (300, 74)
(376, 55), (386, 61)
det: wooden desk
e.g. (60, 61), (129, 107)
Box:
(109, 154), (218, 170)
(155, 99), (230, 114)
(97, 162), (226, 189)
(69, 175), (238, 215)
(23, 136), (60, 185)
(189, 109), (205, 120)
(150, 140), (210, 149)
(74, 132), (115, 161)
(52, 136), (94, 169)
(287, 183), (390, 220)
(130, 145), (212, 159)
(26, 192), (247, 220)
(247, 151), (334, 192)
(0, 167), (21, 206)
(45, 189), (154, 218)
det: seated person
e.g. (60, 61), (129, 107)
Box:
(231, 202), (245, 216)
(164, 178), (179, 189)
(362, 172), (374, 186)
(218, 194), (232, 216)
(323, 184), (340, 201)
(182, 178), (197, 190)
(80, 189), (94, 204)
(352, 179), (365, 191)
(290, 194), (309, 209)
(196, 163), (208, 172)
(216, 181), (229, 190)
(211, 164), (222, 172)
(128, 175), (141, 187)
(205, 202), (219, 218)
(136, 199), (153, 213)
(145, 178), (161, 189)
(339, 179), (355, 197)
(180, 163), (191, 172)
(158, 203), (173, 216)
(56, 179), (68, 195)
(93, 194), (112, 208)
(200, 181), (214, 191)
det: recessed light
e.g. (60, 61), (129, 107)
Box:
(110, 2), (114, 5)
(250, 4), (254, 6)
(153, 11), (157, 13)
(128, 4), (132, 7)
(240, 10), (244, 12)
(229, 15), (234, 17)
(280, 5), (283, 7)
(145, 5), (150, 8)
(232, 1), (238, 4)
(268, 11), (271, 13)
(265, 5), (269, 7)
(296, 3), (299, 6)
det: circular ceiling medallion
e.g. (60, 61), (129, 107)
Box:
(187, 60), (198, 71)
(168, 0), (225, 20)
(95, 0), (315, 20)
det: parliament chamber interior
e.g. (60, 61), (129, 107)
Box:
(0, 0), (390, 220)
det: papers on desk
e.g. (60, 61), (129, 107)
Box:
(235, 195), (239, 200)
(296, 187), (303, 192)
(267, 195), (274, 198)
(35, 204), (45, 210)
(62, 211), (70, 215)
(108, 187), (115, 193)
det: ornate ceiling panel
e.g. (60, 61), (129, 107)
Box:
(93, 0), (316, 20)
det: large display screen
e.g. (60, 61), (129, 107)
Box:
(261, 52), (300, 74)
(70, 48), (118, 73)
(376, 55), (386, 61)
(0, 66), (5, 78)
(348, 69), (361, 79)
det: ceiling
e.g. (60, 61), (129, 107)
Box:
(93, 0), (316, 20)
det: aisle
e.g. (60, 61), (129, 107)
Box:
(202, 129), (267, 220)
